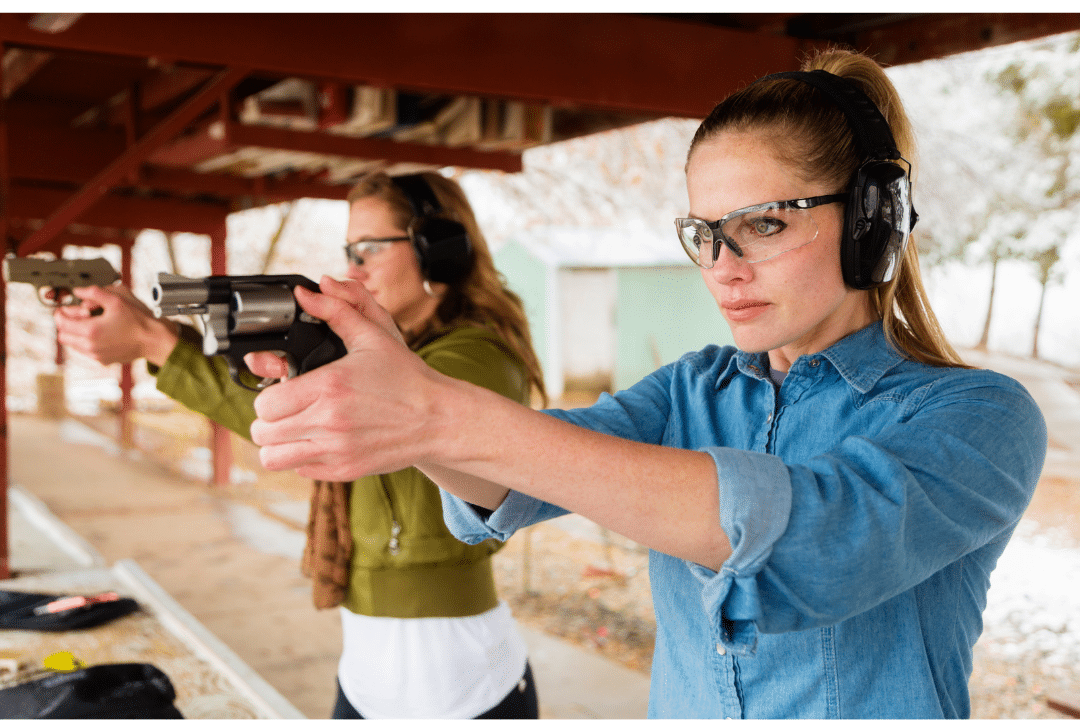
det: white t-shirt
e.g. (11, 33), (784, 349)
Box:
(337, 601), (529, 719)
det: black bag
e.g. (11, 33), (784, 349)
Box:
(0, 662), (183, 718)
(0, 590), (139, 632)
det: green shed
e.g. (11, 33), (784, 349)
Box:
(494, 228), (735, 399)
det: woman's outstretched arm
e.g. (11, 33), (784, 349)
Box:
(248, 277), (731, 570)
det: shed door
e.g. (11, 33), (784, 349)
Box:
(560, 268), (616, 392)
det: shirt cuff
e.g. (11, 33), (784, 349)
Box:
(691, 446), (792, 655)
(440, 488), (567, 544)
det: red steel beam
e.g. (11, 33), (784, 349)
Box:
(853, 13), (1080, 66)
(5, 121), (350, 202)
(1, 47), (51, 99)
(7, 120), (127, 184)
(4, 14), (1078, 118)
(148, 120), (525, 173)
(139, 166), (350, 202)
(7, 227), (132, 250)
(227, 122), (524, 173)
(16, 65), (248, 256)
(9, 184), (229, 236)
(145, 125), (232, 167)
(0, 13), (808, 118)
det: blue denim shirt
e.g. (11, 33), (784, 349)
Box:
(442, 322), (1047, 718)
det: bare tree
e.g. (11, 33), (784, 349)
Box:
(989, 38), (1080, 358)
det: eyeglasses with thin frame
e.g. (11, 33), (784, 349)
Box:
(344, 236), (411, 265)
(675, 194), (846, 268)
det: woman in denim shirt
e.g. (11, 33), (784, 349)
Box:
(248, 48), (1048, 719)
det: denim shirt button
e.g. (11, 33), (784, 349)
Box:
(715, 643), (726, 656)
(809, 358), (821, 368)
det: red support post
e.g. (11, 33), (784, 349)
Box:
(1, 41), (12, 580)
(209, 219), (232, 487)
(119, 240), (134, 449)
(0, 264), (8, 580)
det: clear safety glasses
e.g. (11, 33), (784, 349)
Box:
(344, 236), (411, 266)
(675, 194), (846, 268)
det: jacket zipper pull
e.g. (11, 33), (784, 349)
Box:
(388, 520), (402, 555)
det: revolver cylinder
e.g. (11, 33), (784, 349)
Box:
(230, 283), (296, 335)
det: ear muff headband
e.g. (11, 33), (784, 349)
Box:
(390, 174), (474, 285)
(758, 69), (917, 289)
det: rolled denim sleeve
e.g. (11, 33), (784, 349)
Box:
(440, 489), (571, 544)
(689, 447), (792, 654)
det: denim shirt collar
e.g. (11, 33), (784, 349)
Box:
(726, 321), (904, 395)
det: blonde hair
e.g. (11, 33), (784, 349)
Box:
(347, 172), (547, 404)
(688, 47), (968, 368)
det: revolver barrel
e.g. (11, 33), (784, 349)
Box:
(150, 274), (213, 317)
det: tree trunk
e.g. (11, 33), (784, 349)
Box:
(259, 202), (296, 274)
(164, 231), (180, 274)
(976, 258), (999, 350)
(1031, 280), (1048, 359)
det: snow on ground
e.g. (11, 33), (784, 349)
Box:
(980, 519), (1080, 680)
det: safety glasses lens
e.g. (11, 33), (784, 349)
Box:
(720, 206), (819, 264)
(675, 219), (714, 267)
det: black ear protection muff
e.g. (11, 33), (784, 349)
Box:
(390, 174), (474, 285)
(761, 69), (918, 289)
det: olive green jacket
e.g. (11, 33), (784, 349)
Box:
(152, 322), (528, 618)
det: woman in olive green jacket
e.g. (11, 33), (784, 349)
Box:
(55, 172), (546, 719)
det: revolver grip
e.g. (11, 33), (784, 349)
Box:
(288, 318), (348, 376)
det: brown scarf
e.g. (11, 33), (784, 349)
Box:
(301, 480), (353, 610)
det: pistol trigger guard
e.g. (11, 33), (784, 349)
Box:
(38, 286), (78, 308)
